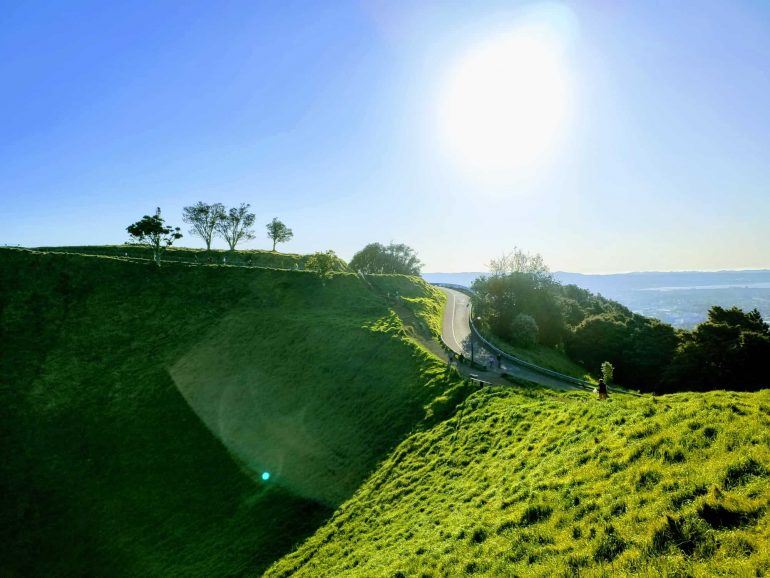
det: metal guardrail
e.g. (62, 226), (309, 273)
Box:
(432, 282), (635, 394)
(468, 317), (594, 391)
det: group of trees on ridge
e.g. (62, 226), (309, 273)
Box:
(472, 248), (770, 393)
(125, 206), (424, 277)
(181, 202), (294, 251)
(126, 204), (294, 265)
(348, 243), (423, 275)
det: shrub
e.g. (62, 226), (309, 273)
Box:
(511, 314), (539, 348)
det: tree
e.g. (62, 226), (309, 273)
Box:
(216, 203), (256, 250)
(266, 218), (293, 251)
(471, 269), (565, 346)
(349, 242), (422, 275)
(306, 250), (344, 279)
(126, 208), (182, 267)
(488, 248), (553, 286)
(182, 202), (225, 250)
(664, 306), (770, 391)
(511, 314), (539, 348)
(565, 314), (627, 374)
(601, 361), (614, 384)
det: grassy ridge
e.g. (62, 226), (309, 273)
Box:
(267, 386), (770, 577)
(34, 244), (311, 269)
(0, 248), (454, 575)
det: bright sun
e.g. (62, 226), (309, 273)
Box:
(438, 25), (572, 179)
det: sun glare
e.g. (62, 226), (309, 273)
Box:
(438, 21), (573, 180)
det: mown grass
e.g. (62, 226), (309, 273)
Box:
(0, 248), (455, 576)
(267, 386), (770, 577)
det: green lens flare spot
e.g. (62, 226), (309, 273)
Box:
(261, 472), (271, 481)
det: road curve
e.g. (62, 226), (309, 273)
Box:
(438, 287), (581, 391)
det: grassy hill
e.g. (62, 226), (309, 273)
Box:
(267, 386), (770, 577)
(0, 248), (453, 576)
(33, 244), (314, 269)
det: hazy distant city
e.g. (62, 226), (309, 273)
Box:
(423, 269), (770, 328)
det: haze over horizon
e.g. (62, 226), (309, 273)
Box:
(2, 1), (769, 274)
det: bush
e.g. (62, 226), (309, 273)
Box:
(511, 314), (539, 348)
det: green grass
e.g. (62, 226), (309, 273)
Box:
(487, 334), (594, 382)
(0, 248), (454, 576)
(34, 244), (313, 269)
(366, 274), (447, 338)
(267, 386), (770, 577)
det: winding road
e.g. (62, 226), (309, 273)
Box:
(438, 287), (581, 391)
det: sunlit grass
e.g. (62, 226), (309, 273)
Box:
(268, 386), (770, 577)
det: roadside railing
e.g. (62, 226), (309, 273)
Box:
(432, 282), (636, 395)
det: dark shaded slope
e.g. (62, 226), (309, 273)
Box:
(0, 249), (330, 576)
(0, 249), (452, 576)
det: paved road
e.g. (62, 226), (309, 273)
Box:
(438, 287), (580, 391)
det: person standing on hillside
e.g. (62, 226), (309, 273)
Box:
(598, 378), (608, 400)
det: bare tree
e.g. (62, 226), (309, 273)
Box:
(216, 203), (256, 250)
(488, 248), (552, 284)
(182, 202), (225, 250)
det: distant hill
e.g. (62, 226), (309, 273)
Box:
(268, 384), (770, 577)
(423, 270), (770, 328)
(0, 248), (453, 576)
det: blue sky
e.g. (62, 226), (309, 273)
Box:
(1, 1), (769, 273)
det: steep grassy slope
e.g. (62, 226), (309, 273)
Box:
(268, 386), (770, 577)
(0, 248), (452, 576)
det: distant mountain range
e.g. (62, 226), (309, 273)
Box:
(423, 270), (770, 328)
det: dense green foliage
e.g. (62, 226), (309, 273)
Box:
(305, 250), (348, 277)
(126, 208), (183, 265)
(0, 248), (453, 576)
(510, 313), (539, 347)
(349, 242), (422, 275)
(565, 308), (679, 390)
(473, 272), (769, 393)
(664, 306), (770, 391)
(268, 385), (770, 577)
